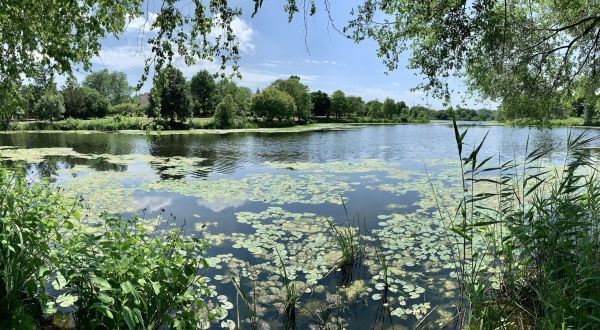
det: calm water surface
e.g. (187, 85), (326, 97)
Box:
(1, 122), (597, 329)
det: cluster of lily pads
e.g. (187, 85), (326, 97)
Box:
(0, 146), (518, 327)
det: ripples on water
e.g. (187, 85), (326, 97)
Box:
(0, 122), (598, 328)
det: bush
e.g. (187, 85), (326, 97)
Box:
(213, 94), (237, 128)
(109, 102), (146, 117)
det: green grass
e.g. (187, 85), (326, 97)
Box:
(504, 116), (600, 127)
(12, 116), (152, 131)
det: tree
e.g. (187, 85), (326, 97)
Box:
(330, 90), (347, 119)
(83, 70), (131, 105)
(215, 79), (253, 117)
(396, 101), (408, 117)
(251, 88), (295, 121)
(149, 66), (191, 125)
(383, 98), (396, 118)
(365, 100), (383, 118)
(35, 92), (65, 123)
(270, 76), (312, 122)
(213, 94), (237, 128)
(340, 1), (600, 118)
(190, 70), (216, 116)
(311, 91), (331, 117)
(346, 96), (365, 117)
(62, 84), (109, 119)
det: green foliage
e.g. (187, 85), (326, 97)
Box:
(251, 88), (296, 121)
(109, 103), (147, 117)
(444, 120), (600, 328)
(34, 92), (65, 122)
(0, 169), (76, 327)
(190, 70), (217, 116)
(213, 94), (238, 128)
(382, 98), (396, 118)
(83, 69), (132, 105)
(215, 79), (253, 117)
(346, 96), (365, 117)
(435, 108), (496, 121)
(150, 66), (191, 125)
(270, 76), (312, 122)
(54, 215), (221, 329)
(63, 85), (110, 119)
(330, 90), (347, 119)
(365, 100), (383, 118)
(310, 90), (331, 117)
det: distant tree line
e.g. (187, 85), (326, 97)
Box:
(14, 66), (500, 129)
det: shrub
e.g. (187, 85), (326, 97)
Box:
(213, 94), (237, 128)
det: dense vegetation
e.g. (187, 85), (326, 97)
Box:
(7, 67), (499, 131)
(0, 168), (226, 329)
(445, 121), (600, 328)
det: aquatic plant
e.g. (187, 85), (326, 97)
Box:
(444, 118), (600, 328)
(273, 248), (300, 329)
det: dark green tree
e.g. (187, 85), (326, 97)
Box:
(383, 98), (396, 118)
(83, 69), (131, 105)
(149, 66), (191, 125)
(346, 96), (365, 117)
(190, 70), (216, 116)
(213, 94), (237, 128)
(310, 90), (331, 118)
(270, 76), (312, 122)
(35, 92), (65, 123)
(330, 90), (347, 119)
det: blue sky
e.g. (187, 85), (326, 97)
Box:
(72, 1), (493, 110)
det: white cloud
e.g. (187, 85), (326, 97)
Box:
(210, 17), (255, 53)
(197, 198), (245, 213)
(125, 13), (158, 33)
(92, 45), (148, 71)
(136, 196), (173, 213)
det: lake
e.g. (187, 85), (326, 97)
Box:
(0, 122), (594, 329)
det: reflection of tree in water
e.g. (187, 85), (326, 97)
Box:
(147, 134), (244, 178)
(0, 131), (141, 156)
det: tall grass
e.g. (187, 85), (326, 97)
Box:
(441, 118), (600, 328)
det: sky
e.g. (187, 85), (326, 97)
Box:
(69, 1), (495, 110)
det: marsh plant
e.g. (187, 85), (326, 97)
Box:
(325, 201), (366, 281)
(275, 248), (300, 329)
(0, 167), (224, 329)
(228, 263), (259, 330)
(0, 168), (77, 328)
(442, 118), (600, 328)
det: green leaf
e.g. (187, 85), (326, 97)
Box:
(122, 306), (136, 330)
(91, 276), (112, 291)
(56, 293), (78, 308)
(52, 272), (67, 290)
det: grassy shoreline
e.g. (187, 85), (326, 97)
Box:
(3, 116), (431, 134)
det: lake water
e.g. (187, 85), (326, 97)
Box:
(0, 122), (596, 329)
